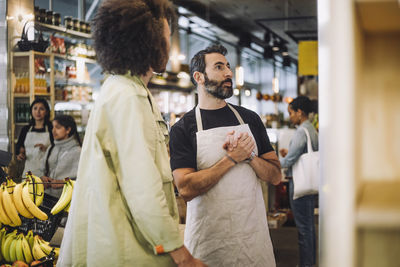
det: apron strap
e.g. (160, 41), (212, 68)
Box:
(227, 104), (245, 125)
(195, 103), (245, 132)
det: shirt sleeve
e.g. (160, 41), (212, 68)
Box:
(280, 128), (307, 168)
(169, 122), (197, 171)
(251, 114), (273, 155)
(105, 91), (182, 254)
(16, 126), (29, 153)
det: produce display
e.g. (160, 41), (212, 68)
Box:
(0, 173), (75, 266)
(0, 228), (59, 266)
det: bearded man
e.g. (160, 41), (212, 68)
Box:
(169, 44), (282, 267)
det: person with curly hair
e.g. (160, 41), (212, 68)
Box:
(57, 0), (205, 266)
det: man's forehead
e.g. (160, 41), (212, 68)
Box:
(205, 53), (229, 65)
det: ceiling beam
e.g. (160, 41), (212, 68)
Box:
(172, 0), (267, 48)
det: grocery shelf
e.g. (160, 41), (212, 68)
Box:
(13, 93), (30, 98)
(36, 22), (92, 39)
(356, 180), (400, 228)
(53, 53), (97, 64)
(13, 51), (51, 57)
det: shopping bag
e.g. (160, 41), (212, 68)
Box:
(292, 127), (319, 200)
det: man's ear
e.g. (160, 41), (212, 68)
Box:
(193, 71), (204, 85)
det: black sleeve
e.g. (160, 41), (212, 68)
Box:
(169, 122), (197, 171)
(16, 126), (30, 153)
(252, 114), (274, 155)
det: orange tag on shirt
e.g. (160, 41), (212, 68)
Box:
(155, 245), (164, 254)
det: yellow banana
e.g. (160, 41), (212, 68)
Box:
(37, 237), (59, 258)
(26, 230), (34, 249)
(9, 236), (19, 262)
(21, 183), (48, 221)
(51, 179), (73, 215)
(21, 234), (33, 264)
(2, 230), (17, 262)
(13, 182), (34, 219)
(1, 184), (22, 226)
(32, 235), (47, 260)
(15, 234), (25, 262)
(5, 178), (16, 194)
(26, 173), (44, 206)
(0, 228), (4, 261)
(0, 185), (13, 225)
(64, 201), (71, 213)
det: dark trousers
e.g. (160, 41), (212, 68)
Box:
(288, 179), (317, 267)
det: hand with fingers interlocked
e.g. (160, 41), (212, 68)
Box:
(222, 130), (255, 163)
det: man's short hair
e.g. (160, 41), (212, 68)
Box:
(92, 0), (176, 76)
(189, 44), (228, 86)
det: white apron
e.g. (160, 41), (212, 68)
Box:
(184, 104), (276, 267)
(22, 126), (51, 177)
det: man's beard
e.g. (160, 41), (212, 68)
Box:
(204, 74), (233, 100)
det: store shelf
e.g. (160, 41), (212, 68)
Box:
(13, 93), (30, 98)
(53, 53), (97, 64)
(13, 51), (51, 57)
(356, 180), (400, 228)
(36, 22), (92, 39)
(356, 0), (400, 33)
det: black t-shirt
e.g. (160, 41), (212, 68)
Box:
(169, 104), (274, 171)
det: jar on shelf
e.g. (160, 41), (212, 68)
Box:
(46, 10), (53, 25)
(64, 16), (73, 29)
(53, 13), (61, 26)
(34, 6), (40, 22)
(39, 9), (46, 23)
(73, 18), (80, 31)
(86, 23), (91, 34)
(79, 21), (87, 33)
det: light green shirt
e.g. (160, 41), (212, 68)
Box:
(57, 74), (182, 266)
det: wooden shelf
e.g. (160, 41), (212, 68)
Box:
(356, 180), (400, 228)
(13, 51), (51, 57)
(356, 0), (400, 32)
(36, 22), (92, 39)
(53, 53), (97, 64)
(13, 93), (30, 98)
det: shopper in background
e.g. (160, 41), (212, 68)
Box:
(169, 44), (281, 267)
(57, 1), (205, 266)
(40, 115), (81, 197)
(16, 98), (53, 177)
(279, 96), (318, 267)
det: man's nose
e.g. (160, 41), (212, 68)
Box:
(225, 68), (233, 78)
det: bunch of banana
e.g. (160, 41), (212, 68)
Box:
(51, 178), (74, 215)
(0, 184), (13, 226)
(1, 229), (18, 262)
(25, 172), (44, 206)
(32, 235), (59, 261)
(21, 179), (48, 221)
(1, 181), (22, 226)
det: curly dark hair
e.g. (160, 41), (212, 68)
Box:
(92, 0), (176, 76)
(289, 96), (313, 115)
(189, 44), (228, 86)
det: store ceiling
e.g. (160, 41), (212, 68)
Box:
(172, 0), (318, 59)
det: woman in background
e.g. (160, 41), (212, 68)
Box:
(40, 115), (81, 198)
(279, 96), (318, 267)
(16, 98), (53, 177)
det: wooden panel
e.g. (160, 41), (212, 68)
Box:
(356, 181), (400, 227)
(356, 1), (400, 32)
(359, 33), (400, 181)
(357, 228), (400, 267)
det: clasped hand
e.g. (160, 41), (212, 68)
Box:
(41, 176), (64, 189)
(222, 131), (255, 163)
